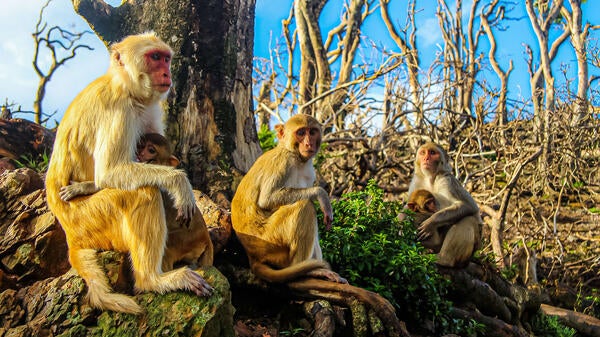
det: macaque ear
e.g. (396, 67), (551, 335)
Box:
(274, 124), (285, 140)
(167, 155), (180, 168)
(406, 202), (416, 211)
(111, 50), (122, 66)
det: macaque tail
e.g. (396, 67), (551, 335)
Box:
(74, 249), (143, 315)
(251, 259), (328, 283)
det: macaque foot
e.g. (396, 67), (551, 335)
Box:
(185, 269), (214, 296)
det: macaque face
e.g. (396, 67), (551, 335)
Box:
(144, 50), (172, 93)
(407, 190), (437, 213)
(424, 198), (437, 212)
(136, 140), (160, 163)
(295, 127), (321, 160)
(418, 145), (441, 173)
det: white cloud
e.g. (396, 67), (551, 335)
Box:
(0, 0), (107, 122)
(416, 17), (442, 48)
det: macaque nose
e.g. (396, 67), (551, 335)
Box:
(304, 137), (314, 148)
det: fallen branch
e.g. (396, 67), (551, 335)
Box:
(540, 303), (600, 337)
(288, 278), (411, 337)
(451, 307), (529, 337)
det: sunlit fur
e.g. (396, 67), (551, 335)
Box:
(406, 189), (444, 252)
(45, 32), (211, 314)
(408, 142), (482, 267)
(58, 133), (214, 272)
(231, 114), (345, 283)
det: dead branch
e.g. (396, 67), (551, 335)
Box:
(486, 147), (542, 269)
(540, 304), (600, 337)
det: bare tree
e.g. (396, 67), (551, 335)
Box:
(379, 0), (422, 130)
(32, 0), (93, 124)
(295, 0), (375, 130)
(435, 0), (506, 149)
(480, 2), (513, 128)
(524, 0), (568, 189)
(561, 0), (600, 126)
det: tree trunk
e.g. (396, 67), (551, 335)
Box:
(562, 0), (590, 126)
(71, 0), (261, 203)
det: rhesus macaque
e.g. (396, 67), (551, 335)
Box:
(59, 133), (213, 272)
(58, 133), (178, 200)
(136, 132), (180, 165)
(406, 142), (482, 267)
(406, 189), (438, 243)
(406, 188), (450, 254)
(407, 188), (437, 214)
(231, 114), (346, 284)
(45, 32), (212, 315)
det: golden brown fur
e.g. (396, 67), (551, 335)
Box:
(231, 114), (345, 283)
(45, 32), (212, 315)
(59, 133), (214, 272)
(406, 189), (446, 253)
(407, 142), (481, 267)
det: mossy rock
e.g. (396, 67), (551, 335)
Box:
(0, 267), (234, 337)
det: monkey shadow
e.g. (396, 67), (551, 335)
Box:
(95, 250), (136, 295)
(227, 231), (295, 269)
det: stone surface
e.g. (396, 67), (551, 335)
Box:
(0, 168), (235, 337)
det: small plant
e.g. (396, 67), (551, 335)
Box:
(576, 286), (600, 317)
(319, 180), (468, 334)
(258, 124), (277, 151)
(14, 151), (50, 173)
(531, 312), (576, 337)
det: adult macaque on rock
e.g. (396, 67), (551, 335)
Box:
(231, 114), (346, 284)
(59, 133), (214, 272)
(405, 142), (481, 267)
(45, 32), (212, 315)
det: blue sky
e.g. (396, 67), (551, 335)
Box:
(1, 0), (598, 124)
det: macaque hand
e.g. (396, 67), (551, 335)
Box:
(317, 189), (334, 230)
(397, 212), (407, 222)
(173, 176), (196, 225)
(175, 195), (195, 225)
(59, 185), (76, 202)
(417, 219), (435, 241)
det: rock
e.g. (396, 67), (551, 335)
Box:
(0, 169), (70, 289)
(0, 168), (235, 336)
(0, 266), (234, 337)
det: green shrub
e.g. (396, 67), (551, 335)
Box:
(258, 124), (277, 151)
(319, 180), (462, 334)
(531, 312), (576, 337)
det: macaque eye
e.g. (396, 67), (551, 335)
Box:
(296, 129), (306, 137)
(148, 146), (157, 154)
(150, 52), (161, 61)
(309, 128), (319, 136)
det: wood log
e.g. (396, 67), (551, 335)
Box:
(451, 307), (529, 337)
(302, 300), (336, 337)
(287, 278), (411, 337)
(0, 118), (55, 160)
(540, 303), (600, 337)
